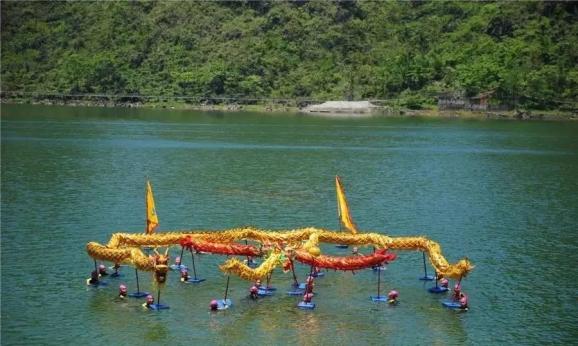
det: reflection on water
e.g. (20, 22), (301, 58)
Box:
(2, 104), (578, 345)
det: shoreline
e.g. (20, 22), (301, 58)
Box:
(1, 98), (576, 121)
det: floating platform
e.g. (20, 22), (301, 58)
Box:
(372, 266), (387, 271)
(428, 286), (449, 294)
(217, 299), (232, 310)
(335, 244), (349, 249)
(257, 288), (274, 296)
(370, 295), (388, 302)
(287, 289), (305, 296)
(184, 278), (206, 284)
(442, 300), (462, 309)
(149, 303), (170, 310)
(128, 291), (149, 298)
(297, 302), (316, 310)
(418, 275), (435, 281)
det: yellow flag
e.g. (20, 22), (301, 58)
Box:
(335, 176), (358, 234)
(145, 180), (159, 234)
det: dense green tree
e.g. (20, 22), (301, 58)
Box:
(1, 1), (576, 109)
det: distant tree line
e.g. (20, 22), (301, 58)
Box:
(1, 1), (577, 110)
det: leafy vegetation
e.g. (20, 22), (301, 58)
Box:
(1, 1), (577, 110)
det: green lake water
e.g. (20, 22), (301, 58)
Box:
(2, 104), (577, 345)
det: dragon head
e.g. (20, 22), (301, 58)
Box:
(151, 248), (169, 284)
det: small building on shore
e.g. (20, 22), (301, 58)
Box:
(438, 90), (500, 111)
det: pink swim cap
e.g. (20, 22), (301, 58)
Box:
(454, 284), (461, 291)
(210, 300), (218, 310)
(388, 290), (399, 299)
(99, 264), (106, 270)
(119, 284), (127, 291)
(250, 286), (258, 293)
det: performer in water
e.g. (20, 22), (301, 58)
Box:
(387, 290), (399, 305)
(86, 270), (100, 285)
(452, 284), (462, 301)
(305, 275), (315, 294)
(440, 278), (449, 289)
(143, 295), (154, 309)
(98, 264), (108, 276)
(180, 269), (190, 282)
(209, 300), (218, 311)
(111, 263), (121, 277)
(119, 284), (127, 298)
(249, 285), (259, 299)
(459, 293), (469, 311)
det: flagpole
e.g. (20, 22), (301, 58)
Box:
(140, 179), (146, 294)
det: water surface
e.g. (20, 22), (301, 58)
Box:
(2, 104), (578, 345)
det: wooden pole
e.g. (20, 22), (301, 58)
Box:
(290, 260), (299, 286)
(422, 252), (428, 278)
(157, 287), (161, 306)
(377, 266), (381, 296)
(135, 268), (141, 292)
(191, 250), (198, 280)
(224, 276), (230, 301)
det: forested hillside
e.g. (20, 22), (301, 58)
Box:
(1, 1), (577, 109)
